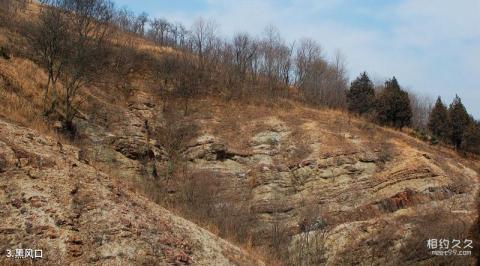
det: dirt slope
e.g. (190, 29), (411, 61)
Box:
(0, 118), (264, 265)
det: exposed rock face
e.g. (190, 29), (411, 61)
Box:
(0, 119), (264, 265)
(74, 95), (479, 265)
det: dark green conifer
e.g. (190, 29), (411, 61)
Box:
(461, 120), (480, 154)
(428, 96), (448, 140)
(346, 72), (375, 115)
(375, 77), (412, 128)
(447, 95), (471, 149)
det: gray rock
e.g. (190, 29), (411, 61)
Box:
(251, 131), (281, 146)
(319, 169), (334, 179)
(359, 152), (378, 162)
(293, 167), (313, 181)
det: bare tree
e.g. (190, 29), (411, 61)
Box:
(109, 35), (143, 97)
(149, 17), (170, 45)
(233, 32), (257, 80)
(189, 17), (218, 64)
(33, 0), (114, 133)
(294, 39), (327, 104)
(329, 50), (348, 108)
(280, 42), (294, 87)
(154, 109), (197, 181)
(408, 90), (433, 130)
(295, 38), (322, 88)
(173, 22), (188, 48)
(114, 7), (135, 32)
(294, 39), (348, 108)
(151, 52), (181, 111)
(173, 53), (201, 115)
(28, 2), (70, 114)
(258, 25), (291, 98)
(133, 12), (148, 36)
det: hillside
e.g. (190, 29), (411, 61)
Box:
(70, 91), (480, 265)
(0, 118), (264, 265)
(0, 2), (479, 265)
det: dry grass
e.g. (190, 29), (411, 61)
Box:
(0, 57), (54, 135)
(187, 97), (284, 153)
(110, 29), (176, 56)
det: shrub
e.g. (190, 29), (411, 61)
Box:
(429, 135), (439, 145)
(0, 46), (10, 60)
(0, 154), (6, 172)
(154, 109), (198, 180)
(411, 129), (429, 142)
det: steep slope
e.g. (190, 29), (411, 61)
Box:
(0, 118), (264, 265)
(75, 92), (479, 265)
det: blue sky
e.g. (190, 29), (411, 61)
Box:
(112, 0), (480, 118)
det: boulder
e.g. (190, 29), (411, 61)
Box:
(358, 152), (378, 163)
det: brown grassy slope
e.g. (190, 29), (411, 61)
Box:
(0, 0), (172, 133)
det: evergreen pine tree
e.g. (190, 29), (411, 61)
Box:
(375, 77), (412, 128)
(461, 120), (480, 154)
(447, 95), (470, 149)
(346, 72), (375, 115)
(428, 96), (448, 140)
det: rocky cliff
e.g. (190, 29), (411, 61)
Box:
(73, 91), (479, 265)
